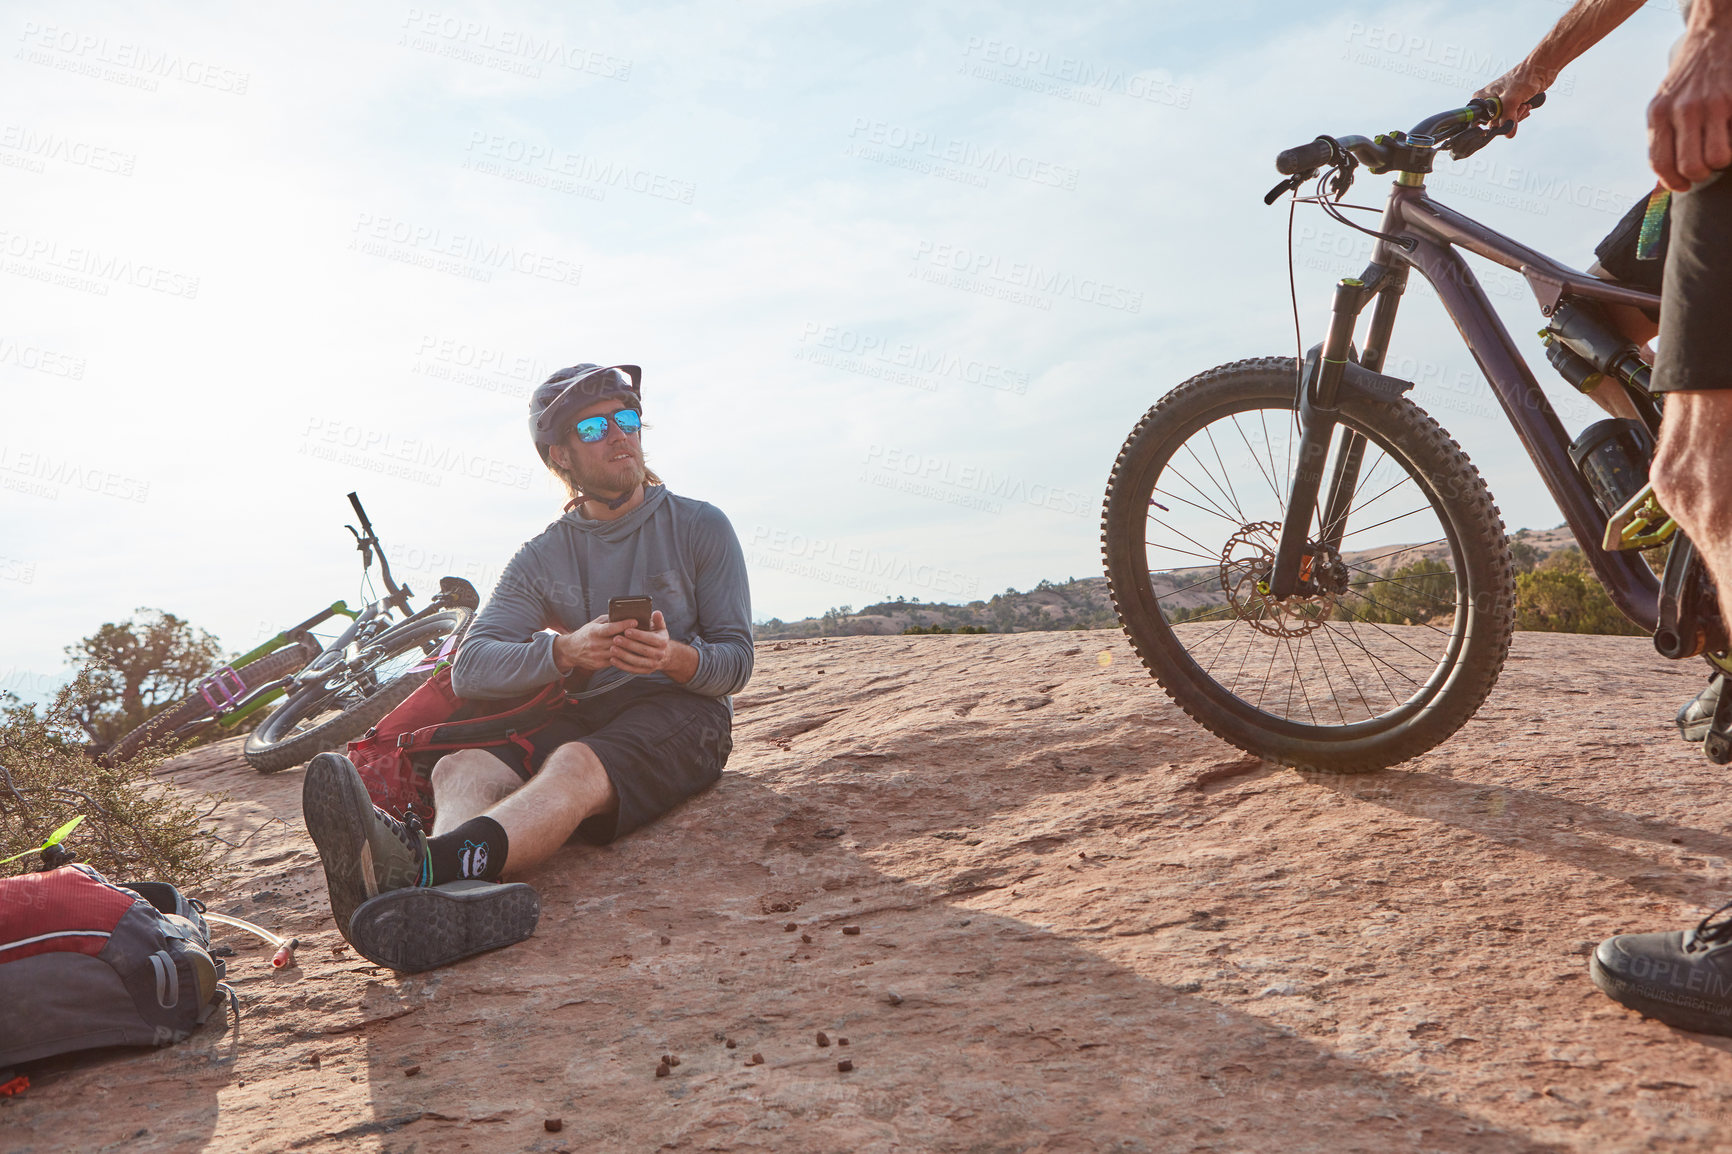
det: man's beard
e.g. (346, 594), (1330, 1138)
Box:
(573, 447), (646, 498)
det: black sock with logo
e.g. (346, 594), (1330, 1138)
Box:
(425, 816), (509, 883)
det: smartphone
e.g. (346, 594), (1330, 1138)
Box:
(608, 595), (653, 631)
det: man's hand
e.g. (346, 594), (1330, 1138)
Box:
(552, 614), (635, 675)
(1476, 64), (1553, 135)
(1649, 9), (1732, 191)
(608, 610), (700, 683)
(1476, 1), (1646, 135)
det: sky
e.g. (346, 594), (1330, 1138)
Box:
(0, 0), (1686, 703)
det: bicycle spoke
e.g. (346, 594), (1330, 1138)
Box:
(1173, 447), (1247, 526)
(1201, 425), (1251, 526)
(1230, 412), (1287, 510)
(1157, 463), (1242, 527)
(1336, 504), (1432, 541)
(1153, 483), (1244, 525)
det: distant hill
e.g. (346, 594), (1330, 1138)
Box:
(753, 525), (1583, 639)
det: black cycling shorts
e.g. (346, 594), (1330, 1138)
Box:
(484, 678), (732, 845)
(1595, 189), (1672, 303)
(1653, 171), (1732, 392)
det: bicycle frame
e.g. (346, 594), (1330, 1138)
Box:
(1270, 175), (1663, 634)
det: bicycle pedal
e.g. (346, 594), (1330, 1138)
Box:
(1705, 672), (1732, 765)
(1603, 482), (1676, 552)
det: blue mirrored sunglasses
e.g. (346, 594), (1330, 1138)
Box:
(568, 408), (642, 443)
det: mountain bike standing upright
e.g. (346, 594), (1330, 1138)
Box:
(1101, 95), (1725, 772)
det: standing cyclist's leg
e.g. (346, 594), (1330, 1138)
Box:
(1592, 170), (1732, 1034)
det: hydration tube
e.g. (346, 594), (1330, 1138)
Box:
(204, 911), (300, 968)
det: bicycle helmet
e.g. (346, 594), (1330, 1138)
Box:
(529, 363), (642, 463)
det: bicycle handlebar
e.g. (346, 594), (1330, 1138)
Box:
(1272, 93), (1546, 178)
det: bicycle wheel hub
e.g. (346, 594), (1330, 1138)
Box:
(1220, 522), (1336, 637)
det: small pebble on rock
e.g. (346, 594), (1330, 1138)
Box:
(545, 1119), (563, 1133)
(403, 1065), (420, 1077)
(660, 936), (671, 945)
(837, 1059), (854, 1072)
(838, 1037), (849, 1046)
(816, 1032), (830, 1047)
(655, 1061), (671, 1078)
(842, 925), (861, 936)
(801, 933), (812, 944)
(885, 991), (904, 1006)
(750, 1053), (765, 1065)
(725, 1038), (737, 1048)
(784, 922), (797, 932)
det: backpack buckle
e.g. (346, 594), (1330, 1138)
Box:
(396, 733), (415, 749)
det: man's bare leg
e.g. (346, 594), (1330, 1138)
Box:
(1580, 266), (1656, 423)
(1652, 391), (1732, 626)
(430, 741), (618, 877)
(428, 749), (525, 835)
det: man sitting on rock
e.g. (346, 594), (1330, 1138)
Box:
(301, 363), (753, 971)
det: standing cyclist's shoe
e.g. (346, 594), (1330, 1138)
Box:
(1678, 672), (1724, 743)
(301, 752), (428, 943)
(1590, 901), (1732, 1035)
(347, 880), (540, 973)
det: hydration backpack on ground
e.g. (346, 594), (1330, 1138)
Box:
(0, 864), (228, 1066)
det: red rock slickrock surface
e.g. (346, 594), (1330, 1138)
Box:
(6, 630), (1732, 1152)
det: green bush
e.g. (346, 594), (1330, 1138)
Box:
(0, 668), (230, 888)
(1514, 548), (1644, 635)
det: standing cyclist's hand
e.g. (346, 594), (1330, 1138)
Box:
(1475, 64), (1553, 135)
(553, 614), (634, 674)
(1648, 12), (1732, 191)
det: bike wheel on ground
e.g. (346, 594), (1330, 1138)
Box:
(1101, 356), (1515, 773)
(243, 608), (472, 774)
(103, 641), (319, 765)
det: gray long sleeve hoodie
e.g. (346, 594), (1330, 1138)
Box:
(450, 486), (753, 701)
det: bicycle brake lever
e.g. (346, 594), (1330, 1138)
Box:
(1449, 121), (1516, 161)
(1328, 157), (1357, 200)
(1264, 171), (1312, 205)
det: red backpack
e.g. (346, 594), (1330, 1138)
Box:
(347, 666), (571, 824)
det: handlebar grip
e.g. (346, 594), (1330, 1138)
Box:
(346, 491), (374, 534)
(1276, 137), (1335, 175)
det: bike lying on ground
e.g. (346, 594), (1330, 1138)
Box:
(1102, 95), (1723, 773)
(107, 493), (479, 773)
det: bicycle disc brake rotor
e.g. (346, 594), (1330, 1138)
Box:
(1219, 521), (1336, 638)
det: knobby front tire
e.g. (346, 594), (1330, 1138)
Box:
(242, 608), (471, 774)
(1101, 357), (1515, 773)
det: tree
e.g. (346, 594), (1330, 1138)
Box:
(1514, 549), (1644, 635)
(65, 609), (225, 746)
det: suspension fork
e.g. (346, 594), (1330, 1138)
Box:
(1269, 266), (1405, 598)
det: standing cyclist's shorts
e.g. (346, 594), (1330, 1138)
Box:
(485, 678), (732, 845)
(1595, 187), (1672, 308)
(1653, 171), (1732, 392)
